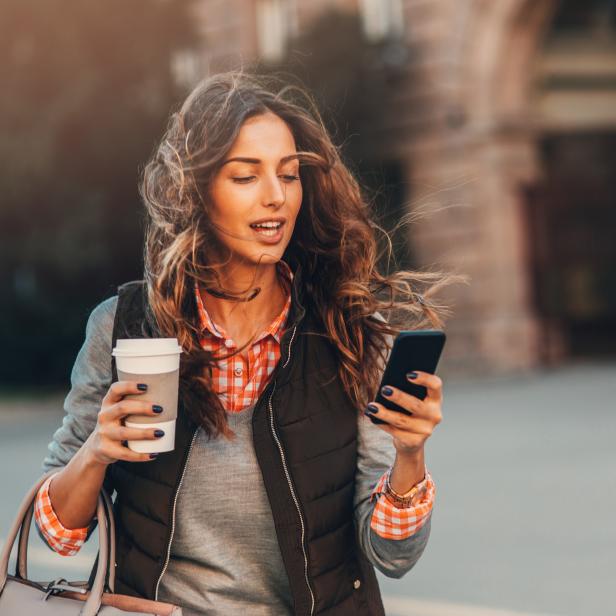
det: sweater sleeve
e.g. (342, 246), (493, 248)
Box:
(352, 311), (434, 577)
(36, 295), (118, 553)
(353, 413), (433, 578)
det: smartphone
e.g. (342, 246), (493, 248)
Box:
(368, 329), (446, 425)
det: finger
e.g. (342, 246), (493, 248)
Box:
(380, 385), (443, 423)
(379, 385), (425, 416)
(102, 400), (163, 423)
(365, 402), (434, 435)
(104, 381), (149, 404)
(103, 425), (166, 443)
(106, 442), (160, 463)
(406, 371), (443, 402)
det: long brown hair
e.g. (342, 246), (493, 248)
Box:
(139, 70), (467, 439)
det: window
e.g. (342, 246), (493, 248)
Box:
(256, 0), (289, 62)
(551, 0), (616, 33)
(359, 0), (405, 42)
(171, 49), (205, 89)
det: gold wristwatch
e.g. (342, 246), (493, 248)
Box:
(384, 470), (429, 508)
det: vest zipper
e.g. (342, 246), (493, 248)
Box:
(153, 323), (312, 610)
(154, 425), (200, 601)
(267, 326), (315, 616)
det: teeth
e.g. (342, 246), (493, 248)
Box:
(255, 228), (279, 236)
(251, 221), (282, 229)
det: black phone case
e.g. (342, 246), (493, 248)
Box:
(369, 330), (446, 425)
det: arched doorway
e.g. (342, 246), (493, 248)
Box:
(442, 0), (616, 369)
(525, 0), (616, 361)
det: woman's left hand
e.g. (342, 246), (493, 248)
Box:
(366, 371), (443, 456)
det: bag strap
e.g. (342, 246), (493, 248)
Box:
(15, 470), (116, 594)
(0, 469), (111, 616)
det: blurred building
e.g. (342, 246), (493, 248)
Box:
(176, 0), (616, 377)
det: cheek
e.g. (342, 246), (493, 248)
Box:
(210, 183), (252, 224)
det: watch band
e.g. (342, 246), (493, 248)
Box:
(384, 467), (429, 508)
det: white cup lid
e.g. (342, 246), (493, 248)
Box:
(112, 338), (183, 357)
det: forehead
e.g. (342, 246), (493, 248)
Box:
(227, 112), (297, 159)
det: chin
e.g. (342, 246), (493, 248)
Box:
(232, 249), (280, 266)
(251, 252), (283, 265)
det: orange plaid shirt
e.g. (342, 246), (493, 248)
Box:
(35, 260), (434, 554)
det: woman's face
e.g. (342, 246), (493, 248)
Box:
(208, 112), (303, 267)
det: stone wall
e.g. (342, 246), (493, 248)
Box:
(187, 0), (612, 378)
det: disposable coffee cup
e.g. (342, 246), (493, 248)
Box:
(111, 338), (183, 454)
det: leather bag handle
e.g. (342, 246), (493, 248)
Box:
(15, 472), (116, 593)
(0, 469), (111, 616)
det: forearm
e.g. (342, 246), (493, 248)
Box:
(388, 447), (425, 493)
(354, 411), (434, 576)
(48, 435), (108, 530)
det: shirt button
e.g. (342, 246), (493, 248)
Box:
(234, 366), (243, 376)
(224, 339), (234, 348)
(353, 579), (361, 589)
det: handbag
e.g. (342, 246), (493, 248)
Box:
(0, 469), (183, 615)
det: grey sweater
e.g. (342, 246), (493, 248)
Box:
(40, 296), (432, 615)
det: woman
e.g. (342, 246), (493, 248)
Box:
(36, 71), (458, 616)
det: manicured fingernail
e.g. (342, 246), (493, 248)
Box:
(154, 430), (165, 438)
(406, 372), (418, 380)
(137, 383), (148, 391)
(152, 405), (163, 413)
(381, 386), (393, 397)
(365, 403), (379, 414)
(149, 453), (159, 459)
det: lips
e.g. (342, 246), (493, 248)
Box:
(249, 219), (286, 243)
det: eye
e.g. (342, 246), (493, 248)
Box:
(280, 174), (300, 182)
(231, 176), (255, 183)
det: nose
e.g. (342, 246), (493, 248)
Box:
(262, 172), (286, 208)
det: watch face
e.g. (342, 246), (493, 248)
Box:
(404, 485), (419, 498)
(386, 493), (413, 508)
(385, 468), (430, 507)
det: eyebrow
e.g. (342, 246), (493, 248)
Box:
(222, 154), (300, 166)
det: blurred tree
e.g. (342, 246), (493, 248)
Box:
(0, 0), (199, 388)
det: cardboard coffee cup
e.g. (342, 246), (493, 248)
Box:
(111, 338), (183, 453)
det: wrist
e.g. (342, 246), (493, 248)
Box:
(82, 437), (110, 471)
(389, 448), (425, 494)
(384, 462), (429, 508)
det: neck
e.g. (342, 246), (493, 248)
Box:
(199, 262), (287, 341)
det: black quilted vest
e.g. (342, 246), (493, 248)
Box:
(88, 264), (386, 616)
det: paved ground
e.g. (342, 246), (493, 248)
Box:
(0, 358), (614, 616)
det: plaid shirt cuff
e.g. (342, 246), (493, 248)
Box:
(34, 473), (89, 556)
(369, 466), (435, 540)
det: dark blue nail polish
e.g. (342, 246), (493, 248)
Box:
(154, 430), (165, 438)
(152, 405), (163, 413)
(137, 383), (148, 391)
(381, 386), (393, 396)
(365, 403), (379, 414)
(407, 372), (418, 380)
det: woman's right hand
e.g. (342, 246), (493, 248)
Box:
(85, 381), (165, 466)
